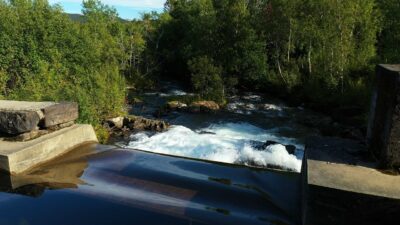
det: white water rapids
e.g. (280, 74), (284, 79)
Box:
(128, 122), (303, 172)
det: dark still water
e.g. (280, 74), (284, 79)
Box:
(0, 144), (301, 225)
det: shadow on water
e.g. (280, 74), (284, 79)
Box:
(0, 143), (301, 225)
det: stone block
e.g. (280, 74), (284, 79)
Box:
(42, 102), (78, 128)
(0, 100), (79, 135)
(367, 64), (400, 169)
(0, 111), (40, 134)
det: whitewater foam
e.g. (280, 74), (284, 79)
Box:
(127, 123), (303, 172)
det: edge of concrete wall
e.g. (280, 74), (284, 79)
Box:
(1, 124), (98, 174)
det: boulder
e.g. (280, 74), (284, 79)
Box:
(189, 101), (220, 113)
(285, 145), (296, 155)
(153, 101), (188, 117)
(123, 116), (169, 132)
(252, 140), (297, 155)
(166, 101), (187, 111)
(0, 111), (40, 134)
(106, 117), (125, 129)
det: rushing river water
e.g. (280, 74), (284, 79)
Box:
(126, 83), (320, 172)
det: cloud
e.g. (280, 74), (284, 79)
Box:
(49, 0), (165, 8)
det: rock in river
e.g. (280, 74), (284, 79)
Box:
(166, 101), (188, 111)
(189, 101), (220, 113)
(124, 116), (169, 132)
(106, 116), (169, 133)
(252, 140), (296, 155)
(106, 117), (124, 129)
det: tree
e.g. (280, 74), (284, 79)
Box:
(188, 56), (224, 103)
(0, 0), (127, 124)
(378, 0), (400, 63)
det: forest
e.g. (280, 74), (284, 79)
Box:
(0, 0), (399, 136)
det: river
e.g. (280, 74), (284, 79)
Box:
(125, 82), (321, 172)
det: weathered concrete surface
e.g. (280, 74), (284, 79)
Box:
(0, 100), (54, 112)
(0, 124), (98, 174)
(303, 137), (400, 225)
(367, 64), (400, 169)
(0, 100), (78, 135)
(3, 129), (49, 142)
(42, 102), (78, 127)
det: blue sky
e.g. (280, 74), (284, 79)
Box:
(49, 0), (165, 20)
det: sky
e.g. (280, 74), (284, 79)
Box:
(49, 0), (166, 20)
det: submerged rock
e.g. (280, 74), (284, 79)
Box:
(198, 131), (217, 135)
(252, 140), (296, 155)
(189, 101), (220, 113)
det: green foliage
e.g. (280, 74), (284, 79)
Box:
(0, 0), (127, 126)
(260, 0), (379, 91)
(0, 70), (8, 99)
(377, 0), (400, 63)
(0, 0), (396, 130)
(94, 124), (110, 144)
(158, 0), (268, 98)
(188, 56), (224, 103)
(155, 0), (384, 113)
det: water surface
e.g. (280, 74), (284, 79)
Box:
(127, 85), (320, 171)
(0, 144), (301, 225)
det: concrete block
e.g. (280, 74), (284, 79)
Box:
(0, 124), (98, 174)
(303, 137), (400, 225)
(0, 100), (78, 135)
(367, 64), (400, 169)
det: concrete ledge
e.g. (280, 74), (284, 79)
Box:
(0, 124), (98, 174)
(306, 137), (400, 199)
(303, 137), (400, 225)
